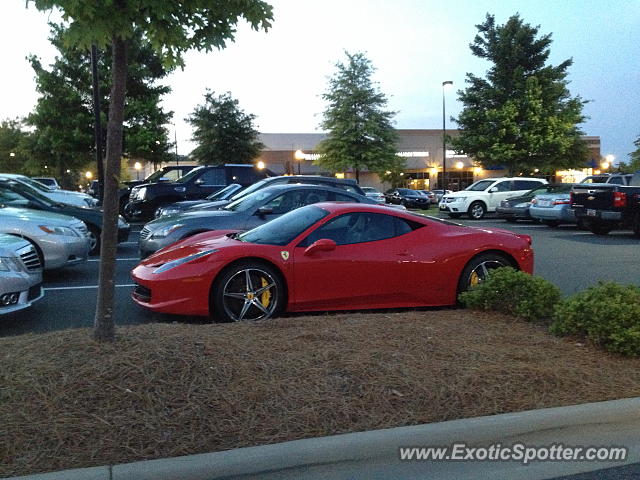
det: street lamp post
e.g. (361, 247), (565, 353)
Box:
(294, 150), (304, 175)
(134, 161), (142, 180)
(442, 80), (453, 192)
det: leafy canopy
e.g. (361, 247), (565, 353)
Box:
(452, 14), (588, 175)
(31, 0), (274, 67)
(187, 90), (264, 165)
(317, 51), (402, 181)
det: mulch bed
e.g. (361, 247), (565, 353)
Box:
(2, 309), (640, 477)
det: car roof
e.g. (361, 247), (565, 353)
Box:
(256, 183), (362, 195)
(310, 201), (425, 219)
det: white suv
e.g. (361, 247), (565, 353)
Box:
(439, 177), (548, 219)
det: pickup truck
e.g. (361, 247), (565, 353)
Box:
(571, 172), (640, 236)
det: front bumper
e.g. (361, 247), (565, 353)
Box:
(0, 272), (44, 315)
(496, 206), (530, 219)
(38, 234), (91, 270)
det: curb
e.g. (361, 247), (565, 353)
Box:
(6, 397), (640, 480)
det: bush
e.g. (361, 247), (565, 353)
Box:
(458, 267), (561, 322)
(550, 282), (640, 356)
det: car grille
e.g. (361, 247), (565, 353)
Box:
(133, 284), (151, 303)
(139, 226), (151, 240)
(18, 245), (42, 272)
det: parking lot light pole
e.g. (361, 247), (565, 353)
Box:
(442, 80), (453, 193)
(294, 149), (305, 175)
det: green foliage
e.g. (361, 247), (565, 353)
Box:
(626, 136), (640, 172)
(458, 266), (561, 322)
(317, 51), (403, 182)
(0, 119), (32, 173)
(551, 282), (640, 356)
(31, 0), (274, 68)
(452, 14), (588, 175)
(26, 25), (174, 177)
(186, 91), (264, 165)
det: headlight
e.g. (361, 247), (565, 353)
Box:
(160, 208), (179, 217)
(153, 249), (218, 274)
(455, 197), (467, 202)
(137, 187), (147, 200)
(150, 224), (184, 239)
(0, 256), (21, 272)
(39, 225), (79, 236)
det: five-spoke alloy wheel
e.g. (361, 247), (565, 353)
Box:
(212, 262), (284, 322)
(457, 253), (512, 295)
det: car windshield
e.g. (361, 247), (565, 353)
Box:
(229, 177), (271, 201)
(237, 205), (330, 246)
(362, 187), (378, 193)
(206, 183), (241, 201)
(464, 180), (495, 191)
(0, 180), (56, 208)
(530, 184), (573, 195)
(144, 169), (172, 183)
(15, 176), (54, 193)
(224, 188), (275, 212)
(175, 167), (205, 183)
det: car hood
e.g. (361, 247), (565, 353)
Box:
(443, 190), (474, 198)
(145, 209), (241, 229)
(0, 206), (83, 225)
(188, 200), (230, 211)
(503, 195), (532, 205)
(141, 231), (240, 266)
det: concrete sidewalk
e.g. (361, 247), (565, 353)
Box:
(6, 397), (640, 480)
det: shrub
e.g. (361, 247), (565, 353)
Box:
(458, 267), (561, 322)
(551, 282), (640, 356)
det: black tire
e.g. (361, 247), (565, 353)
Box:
(87, 224), (101, 255)
(211, 261), (285, 323)
(457, 253), (513, 296)
(468, 201), (486, 220)
(589, 222), (613, 236)
(543, 220), (560, 228)
(632, 213), (640, 238)
(576, 218), (589, 231)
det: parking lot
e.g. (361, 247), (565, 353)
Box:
(1, 217), (639, 337)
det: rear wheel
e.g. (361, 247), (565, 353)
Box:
(589, 222), (613, 236)
(457, 253), (513, 295)
(468, 201), (486, 220)
(211, 261), (285, 323)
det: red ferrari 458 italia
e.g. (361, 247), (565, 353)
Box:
(131, 202), (533, 322)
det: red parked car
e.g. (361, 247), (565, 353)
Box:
(131, 203), (533, 322)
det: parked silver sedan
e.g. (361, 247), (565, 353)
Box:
(0, 206), (90, 270)
(529, 184), (576, 227)
(0, 234), (43, 314)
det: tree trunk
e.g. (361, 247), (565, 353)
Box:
(93, 36), (127, 342)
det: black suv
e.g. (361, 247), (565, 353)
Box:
(154, 174), (367, 217)
(385, 188), (430, 209)
(125, 164), (274, 220)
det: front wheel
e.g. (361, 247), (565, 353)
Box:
(457, 253), (512, 295)
(211, 262), (285, 323)
(468, 201), (486, 220)
(87, 225), (101, 255)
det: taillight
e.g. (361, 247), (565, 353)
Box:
(553, 199), (571, 205)
(531, 198), (537, 204)
(613, 191), (627, 208)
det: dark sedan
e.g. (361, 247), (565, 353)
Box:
(0, 177), (130, 254)
(496, 184), (571, 222)
(138, 184), (377, 258)
(385, 188), (430, 209)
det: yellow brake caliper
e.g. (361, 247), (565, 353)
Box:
(470, 271), (480, 287)
(260, 277), (271, 307)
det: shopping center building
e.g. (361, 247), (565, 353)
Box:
(256, 130), (602, 191)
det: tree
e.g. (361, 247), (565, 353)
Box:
(0, 119), (31, 173)
(452, 14), (588, 176)
(317, 51), (402, 182)
(29, 0), (273, 342)
(187, 91), (264, 165)
(628, 136), (640, 172)
(26, 24), (174, 181)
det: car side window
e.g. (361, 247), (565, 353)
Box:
(493, 181), (511, 192)
(263, 190), (330, 214)
(299, 213), (414, 247)
(334, 192), (357, 202)
(198, 168), (225, 185)
(513, 180), (539, 190)
(608, 177), (623, 185)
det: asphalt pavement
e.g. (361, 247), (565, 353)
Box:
(1, 216), (639, 337)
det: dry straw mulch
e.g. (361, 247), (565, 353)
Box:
(3, 310), (640, 477)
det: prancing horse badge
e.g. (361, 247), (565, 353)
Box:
(281, 251), (290, 261)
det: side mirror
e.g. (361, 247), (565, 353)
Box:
(194, 178), (205, 185)
(256, 206), (273, 216)
(489, 187), (498, 193)
(304, 238), (337, 256)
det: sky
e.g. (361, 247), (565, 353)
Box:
(1, 0), (639, 164)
